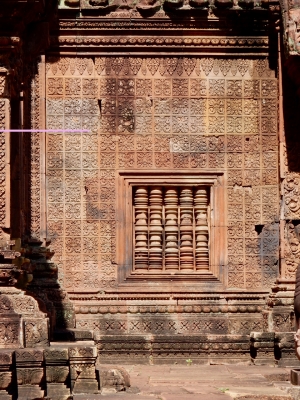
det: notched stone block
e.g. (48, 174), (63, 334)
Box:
(97, 365), (130, 392)
(291, 368), (300, 385)
(53, 328), (93, 342)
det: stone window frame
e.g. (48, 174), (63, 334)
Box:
(117, 170), (226, 286)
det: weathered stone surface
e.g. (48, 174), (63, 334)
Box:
(1, 0), (300, 393)
(69, 344), (98, 393)
(97, 365), (130, 392)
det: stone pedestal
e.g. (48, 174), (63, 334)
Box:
(45, 346), (71, 400)
(15, 348), (44, 400)
(250, 332), (275, 365)
(0, 350), (14, 400)
(276, 332), (300, 367)
(291, 368), (300, 385)
(69, 343), (98, 394)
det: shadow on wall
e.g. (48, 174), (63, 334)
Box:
(244, 221), (279, 290)
(282, 62), (300, 280)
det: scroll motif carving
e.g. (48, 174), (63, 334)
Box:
(30, 63), (42, 238)
(284, 222), (300, 279)
(284, 172), (300, 218)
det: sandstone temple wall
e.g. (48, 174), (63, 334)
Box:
(3, 0), (300, 392)
(37, 54), (284, 362)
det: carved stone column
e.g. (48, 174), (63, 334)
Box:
(194, 187), (209, 271)
(165, 187), (179, 271)
(179, 187), (194, 270)
(134, 187), (149, 271)
(149, 187), (163, 270)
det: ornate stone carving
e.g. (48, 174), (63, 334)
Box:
(284, 222), (300, 279)
(16, 348), (45, 399)
(69, 345), (98, 394)
(164, 188), (179, 270)
(134, 187), (149, 271)
(179, 188), (194, 270)
(149, 187), (163, 270)
(284, 172), (300, 219)
(194, 188), (209, 271)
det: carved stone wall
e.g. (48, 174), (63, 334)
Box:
(45, 56), (279, 292)
(40, 55), (280, 364)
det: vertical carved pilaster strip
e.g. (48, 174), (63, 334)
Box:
(39, 55), (47, 241)
(149, 187), (163, 270)
(30, 61), (42, 239)
(134, 187), (148, 270)
(0, 94), (10, 241)
(179, 187), (194, 270)
(194, 187), (209, 271)
(165, 187), (179, 270)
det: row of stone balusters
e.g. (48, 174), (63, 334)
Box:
(134, 186), (209, 271)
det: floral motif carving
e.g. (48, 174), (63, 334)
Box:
(284, 173), (300, 218)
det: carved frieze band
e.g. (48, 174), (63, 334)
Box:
(46, 56), (273, 79)
(77, 315), (264, 336)
(51, 36), (268, 50)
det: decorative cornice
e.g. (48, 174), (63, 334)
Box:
(53, 35), (268, 46)
(50, 35), (269, 53)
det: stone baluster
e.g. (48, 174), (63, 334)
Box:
(149, 187), (163, 270)
(165, 187), (179, 270)
(179, 187), (194, 270)
(194, 187), (209, 271)
(134, 187), (149, 270)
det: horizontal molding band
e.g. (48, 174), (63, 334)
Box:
(51, 36), (269, 48)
